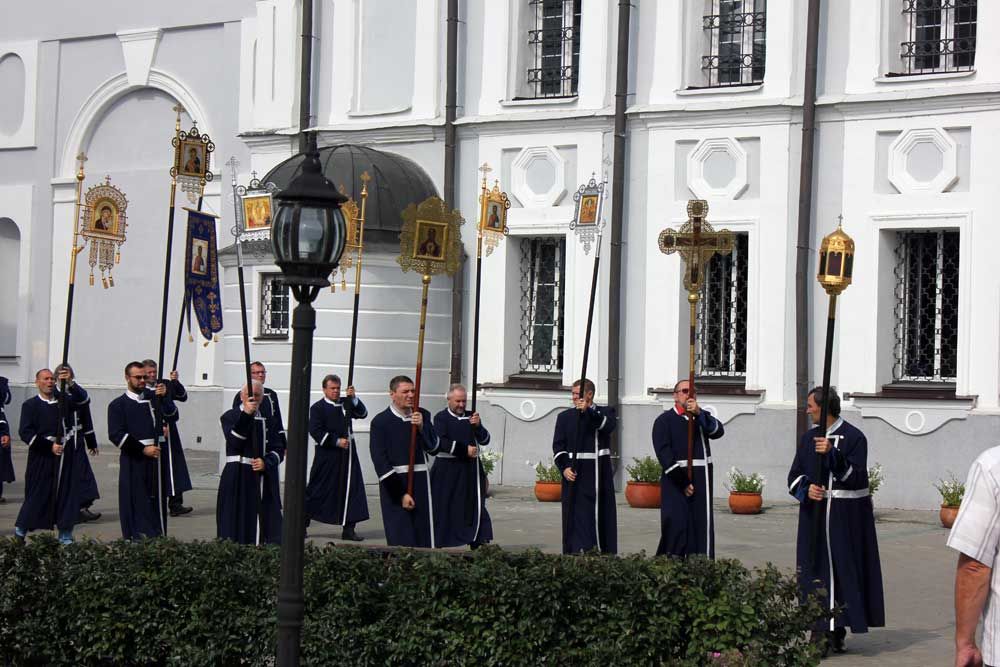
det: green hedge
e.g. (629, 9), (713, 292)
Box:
(0, 537), (826, 666)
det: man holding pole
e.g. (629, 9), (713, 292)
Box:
(14, 368), (89, 544)
(369, 375), (439, 547)
(652, 379), (725, 558)
(143, 359), (193, 516)
(108, 361), (176, 540)
(432, 384), (492, 549)
(52, 364), (101, 524)
(553, 378), (617, 554)
(787, 387), (884, 655)
(305, 373), (368, 541)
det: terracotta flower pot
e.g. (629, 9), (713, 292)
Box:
(940, 504), (960, 529)
(534, 481), (562, 502)
(728, 491), (763, 515)
(625, 481), (661, 508)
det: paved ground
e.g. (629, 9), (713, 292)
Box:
(0, 447), (957, 665)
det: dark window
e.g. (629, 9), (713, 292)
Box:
(697, 233), (749, 378)
(893, 230), (959, 382)
(701, 0), (766, 88)
(259, 273), (290, 339)
(519, 237), (566, 373)
(897, 0), (976, 75)
(525, 0), (581, 99)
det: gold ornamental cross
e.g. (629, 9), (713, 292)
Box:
(658, 200), (734, 292)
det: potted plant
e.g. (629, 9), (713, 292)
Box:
(725, 467), (765, 515)
(935, 472), (965, 529)
(479, 450), (502, 497)
(531, 461), (562, 502)
(625, 456), (662, 508)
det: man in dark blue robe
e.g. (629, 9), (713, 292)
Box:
(369, 375), (439, 548)
(306, 373), (368, 541)
(231, 361), (285, 437)
(52, 365), (101, 524)
(432, 383), (492, 549)
(217, 381), (285, 545)
(788, 387), (884, 656)
(652, 379), (726, 558)
(0, 376), (14, 503)
(144, 360), (193, 516)
(14, 368), (89, 544)
(553, 379), (617, 554)
(107, 361), (177, 540)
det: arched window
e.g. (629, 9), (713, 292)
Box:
(0, 218), (20, 356)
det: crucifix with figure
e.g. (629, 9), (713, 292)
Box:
(658, 199), (734, 479)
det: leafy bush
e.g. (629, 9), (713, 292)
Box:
(0, 537), (826, 666)
(529, 460), (562, 483)
(867, 462), (884, 496)
(724, 467), (766, 494)
(480, 449), (502, 476)
(626, 456), (662, 483)
(935, 472), (965, 506)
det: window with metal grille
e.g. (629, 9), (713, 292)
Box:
(519, 237), (566, 373)
(897, 0), (976, 75)
(893, 230), (959, 382)
(697, 233), (749, 378)
(701, 0), (766, 88)
(524, 0), (581, 99)
(259, 273), (290, 339)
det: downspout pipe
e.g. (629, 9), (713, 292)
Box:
(608, 0), (631, 467)
(298, 0), (315, 154)
(446, 0), (462, 386)
(794, 0), (822, 438)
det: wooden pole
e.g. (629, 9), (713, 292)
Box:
(407, 274), (432, 497)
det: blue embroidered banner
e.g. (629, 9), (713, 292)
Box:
(182, 209), (223, 340)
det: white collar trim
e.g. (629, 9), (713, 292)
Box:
(126, 389), (148, 402)
(37, 394), (57, 405)
(447, 408), (468, 420)
(323, 397), (343, 406)
(389, 404), (412, 421)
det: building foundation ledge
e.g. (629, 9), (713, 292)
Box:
(846, 390), (976, 436)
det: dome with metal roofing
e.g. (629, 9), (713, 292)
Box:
(262, 144), (440, 243)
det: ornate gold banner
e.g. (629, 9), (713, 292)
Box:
(397, 196), (464, 278)
(80, 176), (129, 288)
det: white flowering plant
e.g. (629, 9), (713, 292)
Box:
(867, 462), (884, 496)
(480, 450), (502, 476)
(934, 472), (965, 507)
(724, 467), (766, 494)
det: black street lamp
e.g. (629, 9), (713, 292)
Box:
(272, 132), (348, 666)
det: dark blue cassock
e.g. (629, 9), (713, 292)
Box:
(788, 418), (885, 634)
(72, 401), (100, 509)
(107, 389), (177, 539)
(163, 379), (193, 498)
(217, 406), (285, 545)
(16, 385), (89, 532)
(232, 387), (284, 432)
(369, 406), (439, 547)
(652, 406), (725, 558)
(0, 378), (14, 494)
(553, 405), (618, 554)
(431, 409), (493, 548)
(306, 397), (370, 526)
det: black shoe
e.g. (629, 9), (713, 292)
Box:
(78, 509), (101, 523)
(0, 497), (7, 504)
(831, 628), (846, 654)
(341, 527), (363, 542)
(169, 505), (193, 517)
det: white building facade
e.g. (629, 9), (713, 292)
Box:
(1, 1), (995, 509)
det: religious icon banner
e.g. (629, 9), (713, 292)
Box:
(182, 208), (223, 340)
(80, 176), (129, 288)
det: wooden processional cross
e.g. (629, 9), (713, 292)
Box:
(657, 200), (733, 479)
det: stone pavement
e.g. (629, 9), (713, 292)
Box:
(0, 447), (956, 665)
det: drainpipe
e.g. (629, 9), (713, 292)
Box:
(795, 0), (822, 438)
(298, 0), (314, 154)
(446, 0), (463, 385)
(608, 0), (631, 467)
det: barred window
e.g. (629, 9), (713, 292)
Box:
(524, 0), (581, 99)
(519, 237), (566, 373)
(701, 0), (766, 88)
(259, 273), (290, 339)
(697, 233), (749, 378)
(898, 0), (976, 75)
(893, 230), (959, 383)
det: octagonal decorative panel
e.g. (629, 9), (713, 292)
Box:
(686, 137), (749, 200)
(888, 128), (957, 194)
(510, 145), (567, 208)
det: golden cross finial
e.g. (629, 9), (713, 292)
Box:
(172, 103), (184, 131)
(75, 152), (87, 181)
(360, 170), (371, 195)
(479, 162), (492, 187)
(658, 199), (734, 293)
(837, 214), (844, 227)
